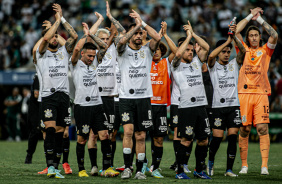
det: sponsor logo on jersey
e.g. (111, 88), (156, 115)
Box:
(185, 126), (193, 135)
(82, 125), (90, 134)
(173, 115), (178, 124)
(214, 118), (222, 127)
(44, 109), (53, 118)
(234, 118), (242, 125)
(242, 115), (247, 123)
(122, 112), (130, 122)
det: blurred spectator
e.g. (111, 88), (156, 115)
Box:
(276, 78), (282, 105)
(188, 3), (202, 24)
(1, 0), (14, 17)
(194, 15), (211, 37)
(271, 97), (282, 112)
(4, 87), (22, 142)
(21, 3), (33, 31)
(149, 5), (163, 31)
(217, 5), (232, 36)
(274, 59), (282, 76)
(21, 87), (30, 139)
(171, 1), (184, 32)
(264, 2), (277, 25)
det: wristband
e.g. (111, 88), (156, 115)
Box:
(61, 17), (66, 24)
(256, 16), (264, 25)
(245, 13), (254, 22)
(142, 21), (147, 28)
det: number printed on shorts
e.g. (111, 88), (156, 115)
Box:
(109, 115), (115, 124)
(263, 106), (269, 113)
(235, 109), (240, 118)
(160, 117), (167, 126)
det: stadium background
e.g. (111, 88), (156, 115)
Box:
(0, 0), (282, 141)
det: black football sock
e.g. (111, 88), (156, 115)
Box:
(209, 137), (223, 162)
(101, 139), (112, 170)
(173, 140), (181, 161)
(62, 137), (70, 164)
(45, 127), (56, 167)
(227, 134), (237, 171)
(185, 141), (193, 164)
(152, 146), (163, 170)
(88, 148), (98, 168)
(76, 142), (85, 171)
(136, 158), (144, 173)
(195, 144), (208, 173)
(111, 141), (116, 166)
(53, 132), (63, 169)
(177, 143), (189, 174)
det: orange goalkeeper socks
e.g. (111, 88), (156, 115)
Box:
(260, 134), (270, 168)
(239, 134), (249, 167)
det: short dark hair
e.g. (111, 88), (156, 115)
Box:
(127, 23), (143, 32)
(178, 37), (186, 46)
(82, 42), (97, 51)
(159, 41), (168, 57)
(245, 25), (263, 47)
(216, 40), (233, 49)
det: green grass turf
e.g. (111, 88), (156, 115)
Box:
(0, 141), (281, 183)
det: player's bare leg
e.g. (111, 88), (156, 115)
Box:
(239, 125), (251, 174)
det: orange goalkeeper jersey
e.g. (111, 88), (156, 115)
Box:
(236, 41), (275, 95)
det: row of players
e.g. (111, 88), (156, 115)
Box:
(25, 2), (277, 180)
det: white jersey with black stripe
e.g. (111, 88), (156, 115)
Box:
(171, 56), (207, 108)
(69, 57), (102, 106)
(36, 46), (70, 97)
(117, 43), (153, 99)
(96, 43), (118, 96)
(208, 58), (240, 108)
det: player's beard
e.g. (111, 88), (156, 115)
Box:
(48, 43), (58, 50)
(133, 39), (142, 46)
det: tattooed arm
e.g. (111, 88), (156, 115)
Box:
(262, 20), (278, 44)
(106, 1), (126, 46)
(116, 18), (142, 55)
(233, 35), (246, 65)
(172, 30), (192, 68)
(53, 3), (78, 54)
(71, 23), (89, 66)
(161, 21), (177, 63)
(89, 34), (108, 63)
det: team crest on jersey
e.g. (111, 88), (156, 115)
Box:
(44, 109), (53, 118)
(173, 115), (178, 124)
(242, 115), (247, 123)
(122, 112), (130, 122)
(139, 50), (145, 58)
(148, 110), (152, 119)
(40, 120), (45, 128)
(82, 125), (90, 134)
(228, 64), (234, 71)
(185, 126), (193, 135)
(56, 52), (64, 60)
(191, 62), (198, 69)
(256, 50), (263, 57)
(214, 118), (222, 127)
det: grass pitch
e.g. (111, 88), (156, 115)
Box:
(0, 141), (281, 183)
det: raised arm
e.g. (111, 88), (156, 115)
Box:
(88, 33), (108, 63)
(71, 23), (89, 66)
(106, 23), (118, 47)
(106, 1), (126, 35)
(38, 12), (61, 55)
(53, 3), (78, 54)
(255, 14), (278, 44)
(172, 30), (192, 68)
(233, 35), (246, 65)
(236, 7), (263, 41)
(185, 21), (209, 62)
(116, 18), (142, 54)
(208, 36), (233, 68)
(89, 12), (104, 35)
(161, 21), (177, 62)
(129, 10), (161, 52)
(33, 38), (43, 63)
